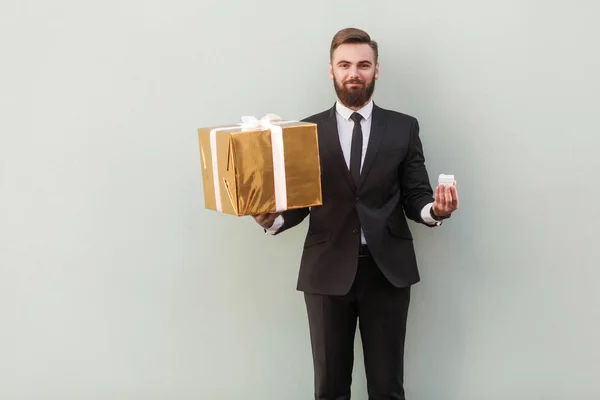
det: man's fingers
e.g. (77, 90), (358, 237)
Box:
(442, 186), (449, 205)
(265, 212), (281, 223)
(451, 186), (459, 208)
(433, 185), (459, 216)
(252, 212), (282, 229)
(446, 185), (455, 205)
(439, 185), (446, 204)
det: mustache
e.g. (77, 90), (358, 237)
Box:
(344, 78), (365, 85)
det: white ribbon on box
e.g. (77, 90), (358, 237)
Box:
(209, 114), (297, 213)
(209, 125), (238, 213)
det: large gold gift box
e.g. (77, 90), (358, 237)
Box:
(197, 116), (322, 216)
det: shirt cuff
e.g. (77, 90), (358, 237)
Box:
(265, 215), (284, 235)
(421, 202), (442, 226)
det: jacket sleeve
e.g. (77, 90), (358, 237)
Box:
(400, 118), (436, 224)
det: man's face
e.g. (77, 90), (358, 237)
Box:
(329, 43), (379, 109)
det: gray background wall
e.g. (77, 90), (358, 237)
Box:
(1, 0), (599, 399)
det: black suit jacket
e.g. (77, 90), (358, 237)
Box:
(274, 103), (436, 295)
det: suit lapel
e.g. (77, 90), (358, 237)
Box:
(322, 105), (355, 190)
(358, 104), (386, 190)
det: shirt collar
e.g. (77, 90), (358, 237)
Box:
(336, 99), (374, 121)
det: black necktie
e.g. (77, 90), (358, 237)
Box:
(349, 112), (363, 185)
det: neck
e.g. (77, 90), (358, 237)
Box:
(338, 98), (372, 111)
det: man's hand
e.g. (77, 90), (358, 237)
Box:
(432, 182), (459, 217)
(252, 212), (282, 230)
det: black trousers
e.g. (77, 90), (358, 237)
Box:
(304, 249), (411, 400)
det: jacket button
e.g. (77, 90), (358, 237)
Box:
(355, 197), (360, 203)
(352, 228), (359, 234)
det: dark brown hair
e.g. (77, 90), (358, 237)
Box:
(330, 28), (378, 61)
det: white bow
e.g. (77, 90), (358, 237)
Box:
(240, 113), (283, 131)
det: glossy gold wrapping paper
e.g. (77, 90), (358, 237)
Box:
(197, 122), (322, 216)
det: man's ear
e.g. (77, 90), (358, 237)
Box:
(375, 62), (380, 80)
(329, 63), (334, 80)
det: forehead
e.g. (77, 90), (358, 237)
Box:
(331, 43), (376, 64)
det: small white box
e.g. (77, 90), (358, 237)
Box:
(438, 174), (455, 186)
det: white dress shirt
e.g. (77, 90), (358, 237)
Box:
(266, 100), (440, 240)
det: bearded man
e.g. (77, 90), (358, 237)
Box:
(253, 27), (459, 400)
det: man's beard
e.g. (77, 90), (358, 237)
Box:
(334, 76), (376, 109)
